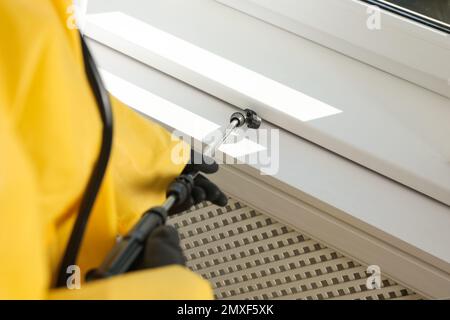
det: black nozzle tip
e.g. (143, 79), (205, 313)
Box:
(231, 109), (262, 129)
(244, 109), (262, 129)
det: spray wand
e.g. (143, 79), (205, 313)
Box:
(87, 109), (262, 280)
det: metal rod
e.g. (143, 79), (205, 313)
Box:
(162, 195), (177, 212)
(190, 119), (240, 181)
(204, 119), (239, 158)
(89, 110), (261, 280)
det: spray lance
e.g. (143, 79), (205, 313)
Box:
(87, 109), (262, 280)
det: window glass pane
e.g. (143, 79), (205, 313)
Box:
(387, 0), (450, 24)
(363, 0), (450, 32)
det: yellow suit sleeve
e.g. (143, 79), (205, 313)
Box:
(48, 266), (213, 300)
(108, 96), (191, 233)
(0, 0), (211, 300)
(47, 96), (211, 300)
(0, 108), (49, 300)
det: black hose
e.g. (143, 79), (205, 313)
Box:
(55, 34), (114, 287)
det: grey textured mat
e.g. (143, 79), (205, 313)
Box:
(168, 198), (422, 300)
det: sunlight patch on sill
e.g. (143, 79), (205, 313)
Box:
(100, 69), (266, 158)
(87, 12), (342, 123)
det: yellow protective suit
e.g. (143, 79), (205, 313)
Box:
(0, 0), (212, 299)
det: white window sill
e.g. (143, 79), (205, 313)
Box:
(84, 1), (450, 207)
(217, 0), (450, 98)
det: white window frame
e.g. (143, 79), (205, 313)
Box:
(216, 0), (450, 99)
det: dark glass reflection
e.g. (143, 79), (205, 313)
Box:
(386, 0), (450, 24)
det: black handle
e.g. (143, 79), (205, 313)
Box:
(86, 207), (167, 281)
